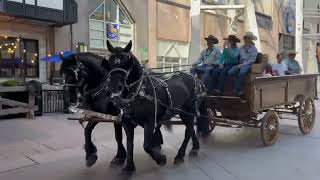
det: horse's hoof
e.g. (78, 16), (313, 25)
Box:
(86, 153), (98, 167)
(173, 157), (184, 166)
(110, 157), (126, 168)
(122, 165), (136, 173)
(156, 154), (167, 166)
(189, 149), (199, 157)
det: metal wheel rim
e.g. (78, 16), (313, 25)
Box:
(300, 98), (315, 133)
(207, 108), (216, 132)
(263, 115), (279, 143)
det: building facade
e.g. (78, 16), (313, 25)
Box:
(56, 0), (296, 70)
(5, 0), (315, 82)
(0, 0), (77, 82)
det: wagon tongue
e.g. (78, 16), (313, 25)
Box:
(69, 106), (122, 123)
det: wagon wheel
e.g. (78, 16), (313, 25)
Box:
(298, 98), (315, 134)
(207, 108), (217, 132)
(260, 111), (279, 146)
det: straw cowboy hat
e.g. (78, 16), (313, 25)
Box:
(204, 35), (219, 44)
(223, 35), (241, 43)
(288, 50), (298, 55)
(243, 31), (257, 40)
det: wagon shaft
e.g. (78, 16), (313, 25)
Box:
(68, 106), (122, 123)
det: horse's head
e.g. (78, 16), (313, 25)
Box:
(102, 40), (136, 97)
(60, 54), (80, 105)
(60, 53), (104, 106)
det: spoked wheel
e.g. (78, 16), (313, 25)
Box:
(207, 108), (217, 133)
(298, 98), (315, 134)
(260, 111), (279, 146)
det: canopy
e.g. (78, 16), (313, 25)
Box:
(41, 52), (74, 63)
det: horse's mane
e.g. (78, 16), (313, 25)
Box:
(76, 52), (106, 76)
(127, 53), (143, 84)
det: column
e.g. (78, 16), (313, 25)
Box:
(295, 0), (304, 72)
(148, 0), (157, 68)
(189, 0), (201, 64)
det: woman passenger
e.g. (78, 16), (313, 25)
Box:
(211, 35), (240, 95)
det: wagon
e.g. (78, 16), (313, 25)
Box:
(206, 72), (319, 146)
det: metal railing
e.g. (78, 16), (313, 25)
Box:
(41, 85), (65, 113)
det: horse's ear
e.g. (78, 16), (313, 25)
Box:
(107, 40), (115, 53)
(101, 58), (109, 70)
(60, 54), (76, 63)
(124, 40), (132, 53)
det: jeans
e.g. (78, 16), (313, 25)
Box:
(190, 65), (206, 76)
(202, 65), (219, 91)
(217, 65), (236, 93)
(191, 65), (218, 90)
(228, 64), (252, 95)
(208, 67), (222, 91)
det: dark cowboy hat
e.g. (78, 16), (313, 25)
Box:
(223, 35), (241, 43)
(204, 35), (219, 44)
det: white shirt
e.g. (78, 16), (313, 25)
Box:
(271, 63), (287, 76)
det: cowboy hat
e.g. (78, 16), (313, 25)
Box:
(204, 35), (219, 44)
(223, 35), (241, 43)
(288, 50), (298, 55)
(243, 31), (257, 40)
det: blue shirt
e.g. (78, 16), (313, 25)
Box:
(193, 47), (221, 66)
(282, 58), (302, 75)
(239, 44), (258, 65)
(219, 47), (240, 65)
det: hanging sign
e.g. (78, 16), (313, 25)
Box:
(107, 23), (119, 41)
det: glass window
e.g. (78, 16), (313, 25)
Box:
(8, 0), (23, 3)
(0, 36), (39, 78)
(90, 3), (104, 21)
(25, 0), (35, 5)
(89, 0), (133, 50)
(119, 9), (130, 25)
(105, 0), (117, 23)
(37, 0), (63, 10)
(157, 40), (190, 72)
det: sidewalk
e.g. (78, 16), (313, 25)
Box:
(0, 102), (320, 180)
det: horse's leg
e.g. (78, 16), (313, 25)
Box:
(122, 123), (136, 173)
(110, 123), (127, 168)
(143, 121), (167, 166)
(174, 115), (193, 165)
(84, 121), (99, 167)
(151, 125), (163, 149)
(188, 116), (200, 157)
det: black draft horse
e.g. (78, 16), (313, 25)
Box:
(100, 40), (210, 172)
(60, 53), (163, 168)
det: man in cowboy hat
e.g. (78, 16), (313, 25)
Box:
(281, 50), (302, 75)
(210, 35), (240, 94)
(228, 31), (258, 97)
(191, 35), (221, 86)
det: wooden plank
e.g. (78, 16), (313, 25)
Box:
(0, 107), (30, 116)
(0, 97), (29, 107)
(0, 86), (27, 93)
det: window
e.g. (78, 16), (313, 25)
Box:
(37, 0), (63, 10)
(25, 0), (35, 5)
(253, 0), (272, 17)
(279, 33), (295, 55)
(89, 0), (134, 50)
(157, 40), (189, 72)
(0, 36), (39, 78)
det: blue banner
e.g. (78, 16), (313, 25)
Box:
(107, 23), (119, 41)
